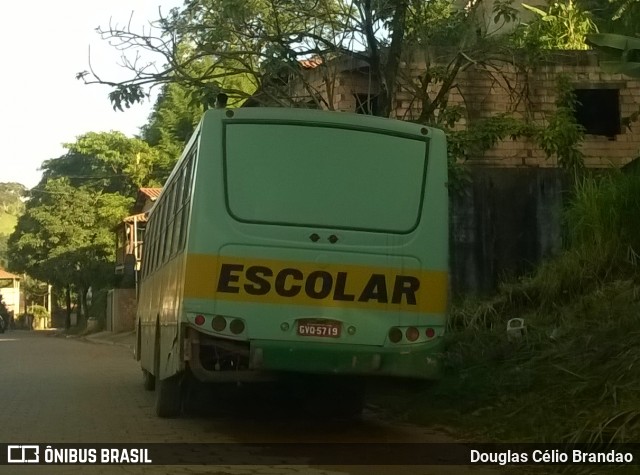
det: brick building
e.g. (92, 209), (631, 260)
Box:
(296, 50), (640, 169)
(288, 50), (640, 293)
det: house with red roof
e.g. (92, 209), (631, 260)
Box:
(0, 268), (20, 318)
(114, 188), (162, 276)
(108, 188), (162, 332)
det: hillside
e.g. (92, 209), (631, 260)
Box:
(0, 212), (17, 236)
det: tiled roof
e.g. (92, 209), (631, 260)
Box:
(0, 269), (20, 280)
(300, 57), (323, 69)
(139, 188), (162, 200)
(122, 213), (148, 224)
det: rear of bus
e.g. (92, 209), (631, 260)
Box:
(182, 108), (448, 384)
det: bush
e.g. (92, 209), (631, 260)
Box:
(27, 304), (49, 329)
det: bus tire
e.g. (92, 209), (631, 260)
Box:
(142, 368), (155, 391)
(155, 373), (182, 418)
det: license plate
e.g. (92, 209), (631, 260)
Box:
(297, 320), (341, 338)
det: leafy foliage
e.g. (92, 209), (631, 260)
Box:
(8, 178), (132, 291)
(535, 75), (586, 171)
(6, 131), (167, 320)
(586, 33), (640, 78)
(80, 0), (529, 118)
(40, 131), (167, 197)
(515, 0), (598, 50)
(79, 0), (336, 109)
(578, 0), (640, 36)
(140, 83), (205, 166)
(27, 304), (49, 321)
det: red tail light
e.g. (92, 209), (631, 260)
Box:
(406, 327), (419, 342)
(194, 314), (205, 326)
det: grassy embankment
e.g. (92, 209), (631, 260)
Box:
(377, 170), (640, 450)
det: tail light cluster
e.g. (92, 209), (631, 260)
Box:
(191, 313), (246, 335)
(388, 326), (438, 344)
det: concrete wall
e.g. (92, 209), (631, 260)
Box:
(106, 289), (136, 332)
(450, 167), (567, 295)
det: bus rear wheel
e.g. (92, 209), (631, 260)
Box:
(142, 368), (155, 391)
(155, 373), (182, 418)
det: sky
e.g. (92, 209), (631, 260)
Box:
(1, 0), (183, 189)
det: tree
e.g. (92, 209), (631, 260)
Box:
(141, 82), (204, 165)
(78, 0), (486, 117)
(8, 178), (132, 327)
(82, 0), (605, 181)
(40, 131), (167, 197)
(7, 126), (177, 327)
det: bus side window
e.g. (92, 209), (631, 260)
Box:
(172, 165), (186, 255)
(179, 152), (195, 250)
(164, 182), (176, 260)
(142, 220), (153, 279)
(176, 150), (195, 250)
(156, 202), (167, 267)
(147, 217), (157, 275)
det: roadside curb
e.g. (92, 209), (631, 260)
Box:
(82, 331), (136, 352)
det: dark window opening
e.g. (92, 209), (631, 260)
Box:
(354, 93), (379, 115)
(573, 89), (621, 138)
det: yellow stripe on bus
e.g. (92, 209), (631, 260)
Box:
(184, 255), (447, 314)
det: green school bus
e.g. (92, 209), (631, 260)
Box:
(136, 108), (449, 417)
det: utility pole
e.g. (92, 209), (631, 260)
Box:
(47, 284), (52, 328)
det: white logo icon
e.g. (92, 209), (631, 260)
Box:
(7, 445), (40, 463)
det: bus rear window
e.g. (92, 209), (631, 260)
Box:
(224, 123), (428, 233)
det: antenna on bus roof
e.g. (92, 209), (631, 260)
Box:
(215, 93), (228, 109)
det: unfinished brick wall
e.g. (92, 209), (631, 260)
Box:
(303, 51), (640, 169)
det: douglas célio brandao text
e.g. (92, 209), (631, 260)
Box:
(470, 449), (635, 465)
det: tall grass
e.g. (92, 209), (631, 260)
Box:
(566, 171), (640, 270)
(395, 170), (640, 447)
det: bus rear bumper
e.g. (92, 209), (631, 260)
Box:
(250, 339), (443, 380)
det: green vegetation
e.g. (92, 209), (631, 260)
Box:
(0, 213), (17, 236)
(377, 170), (640, 448)
(6, 132), (168, 327)
(26, 304), (50, 328)
(0, 183), (26, 268)
(517, 0), (598, 50)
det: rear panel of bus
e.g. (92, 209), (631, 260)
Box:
(182, 108), (448, 379)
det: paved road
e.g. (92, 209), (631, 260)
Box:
(0, 330), (503, 475)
